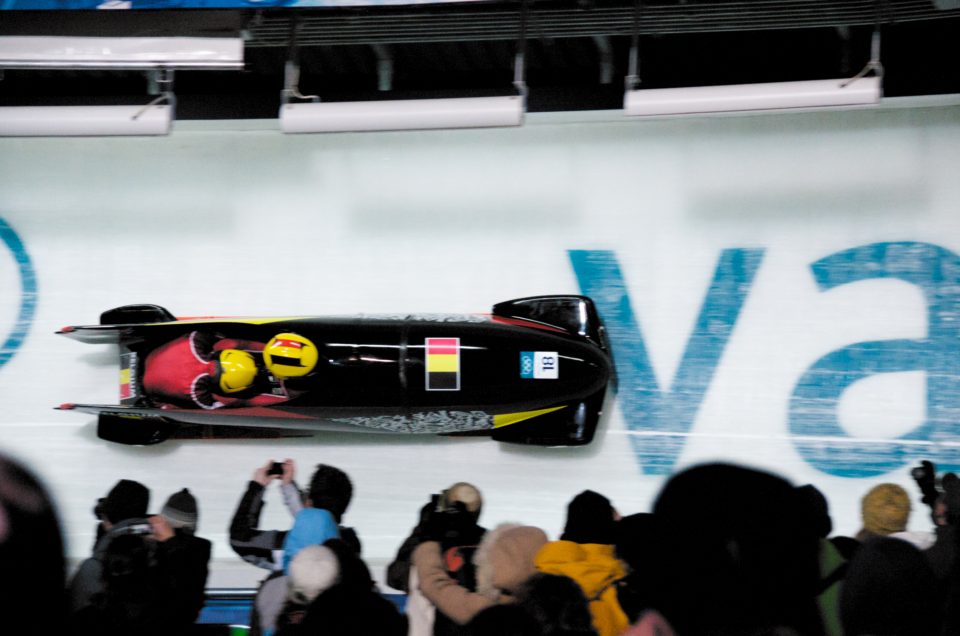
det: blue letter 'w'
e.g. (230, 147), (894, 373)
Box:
(570, 249), (763, 474)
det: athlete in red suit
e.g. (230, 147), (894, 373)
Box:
(143, 331), (294, 410)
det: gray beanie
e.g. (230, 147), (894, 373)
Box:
(161, 488), (198, 531)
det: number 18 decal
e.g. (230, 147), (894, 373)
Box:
(520, 351), (559, 379)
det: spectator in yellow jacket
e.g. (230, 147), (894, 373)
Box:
(535, 490), (629, 636)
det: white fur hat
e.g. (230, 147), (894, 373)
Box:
(288, 544), (340, 604)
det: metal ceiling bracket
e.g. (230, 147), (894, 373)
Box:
(281, 16), (319, 105)
(371, 44), (393, 92)
(625, 0), (642, 92)
(593, 36), (613, 85)
(134, 68), (176, 121)
(282, 60), (319, 105)
(513, 0), (529, 98)
(146, 67), (174, 96)
(842, 0), (885, 88)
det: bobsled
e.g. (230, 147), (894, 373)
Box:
(57, 296), (614, 446)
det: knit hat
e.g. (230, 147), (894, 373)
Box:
(560, 489), (616, 545)
(160, 488), (198, 531)
(861, 483), (911, 536)
(101, 479), (150, 524)
(288, 544), (340, 604)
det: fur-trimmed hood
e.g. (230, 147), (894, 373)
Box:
(473, 523), (548, 600)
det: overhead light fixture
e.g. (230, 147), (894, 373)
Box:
(0, 36), (243, 137)
(622, 2), (883, 117)
(0, 36), (243, 70)
(0, 67), (175, 137)
(623, 77), (881, 117)
(278, 6), (528, 134)
(280, 95), (524, 133)
(0, 103), (173, 137)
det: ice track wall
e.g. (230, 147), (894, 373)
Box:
(1, 102), (959, 586)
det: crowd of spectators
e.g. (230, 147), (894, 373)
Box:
(4, 451), (960, 636)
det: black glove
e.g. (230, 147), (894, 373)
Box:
(912, 460), (940, 508)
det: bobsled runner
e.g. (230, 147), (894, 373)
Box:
(57, 296), (614, 446)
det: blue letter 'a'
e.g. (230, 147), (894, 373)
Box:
(790, 242), (960, 478)
(570, 249), (763, 475)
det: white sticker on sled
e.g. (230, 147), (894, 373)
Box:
(520, 351), (559, 379)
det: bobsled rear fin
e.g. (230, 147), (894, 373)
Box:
(61, 403), (320, 445)
(100, 304), (176, 326)
(492, 295), (608, 350)
(94, 412), (313, 445)
(56, 324), (125, 344)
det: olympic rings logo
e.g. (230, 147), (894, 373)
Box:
(520, 354), (534, 376)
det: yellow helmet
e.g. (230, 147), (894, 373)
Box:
(217, 349), (258, 393)
(264, 333), (319, 379)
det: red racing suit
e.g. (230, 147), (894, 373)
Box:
(142, 331), (292, 410)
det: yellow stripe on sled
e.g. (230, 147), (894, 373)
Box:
(427, 354), (459, 373)
(493, 406), (567, 428)
(119, 368), (130, 384)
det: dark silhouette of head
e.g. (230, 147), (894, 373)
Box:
(841, 537), (941, 636)
(323, 537), (375, 591)
(0, 453), (68, 634)
(301, 578), (407, 636)
(100, 479), (149, 525)
(517, 572), (597, 636)
(561, 489), (617, 545)
(796, 484), (832, 539)
(308, 464), (353, 522)
(651, 463), (823, 635)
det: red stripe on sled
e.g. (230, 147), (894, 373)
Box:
(426, 338), (458, 356)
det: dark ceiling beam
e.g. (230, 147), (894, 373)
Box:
(243, 1), (959, 47)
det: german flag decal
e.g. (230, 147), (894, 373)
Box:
(119, 367), (132, 400)
(119, 351), (138, 403)
(426, 337), (460, 391)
